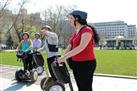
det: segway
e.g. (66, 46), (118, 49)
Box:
(15, 69), (38, 83)
(32, 51), (44, 75)
(40, 57), (74, 91)
(15, 50), (38, 83)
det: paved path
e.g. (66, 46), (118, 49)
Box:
(0, 64), (77, 91)
(0, 64), (137, 91)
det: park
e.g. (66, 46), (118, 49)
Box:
(0, 49), (137, 91)
(1, 0), (137, 91)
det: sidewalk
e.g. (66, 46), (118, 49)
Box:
(0, 64), (137, 91)
(0, 78), (42, 91)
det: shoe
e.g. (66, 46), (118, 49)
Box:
(25, 70), (30, 76)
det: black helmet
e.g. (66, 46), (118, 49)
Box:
(70, 10), (87, 20)
(22, 32), (29, 38)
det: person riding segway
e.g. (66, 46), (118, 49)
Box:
(32, 32), (44, 75)
(38, 26), (74, 91)
(15, 32), (38, 83)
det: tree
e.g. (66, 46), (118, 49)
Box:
(0, 31), (2, 43)
(0, 0), (12, 18)
(0, 0), (13, 44)
(6, 0), (30, 42)
(6, 32), (14, 49)
(42, 5), (76, 45)
(1, 0), (42, 47)
(11, 24), (37, 43)
(0, 0), (29, 44)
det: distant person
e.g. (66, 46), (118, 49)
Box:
(57, 10), (100, 91)
(33, 32), (42, 50)
(37, 25), (60, 80)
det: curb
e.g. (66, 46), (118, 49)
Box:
(95, 73), (137, 80)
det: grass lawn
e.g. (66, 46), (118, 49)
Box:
(0, 50), (137, 76)
(0, 51), (48, 67)
(95, 50), (137, 76)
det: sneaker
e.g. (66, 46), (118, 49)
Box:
(25, 70), (30, 76)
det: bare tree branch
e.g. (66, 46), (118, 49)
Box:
(7, 0), (26, 33)
(0, 0), (12, 18)
(41, 5), (76, 46)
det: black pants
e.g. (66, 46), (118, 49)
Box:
(23, 54), (33, 71)
(71, 60), (96, 91)
(47, 56), (59, 81)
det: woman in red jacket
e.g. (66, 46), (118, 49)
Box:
(57, 10), (99, 91)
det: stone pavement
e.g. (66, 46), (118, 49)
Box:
(0, 64), (137, 91)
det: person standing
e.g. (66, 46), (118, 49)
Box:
(37, 25), (60, 80)
(57, 10), (100, 91)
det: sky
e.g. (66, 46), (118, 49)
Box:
(9, 0), (137, 25)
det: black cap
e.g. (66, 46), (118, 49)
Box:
(70, 10), (87, 20)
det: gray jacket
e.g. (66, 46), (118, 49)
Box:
(38, 31), (60, 58)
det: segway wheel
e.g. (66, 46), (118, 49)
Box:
(47, 82), (65, 91)
(30, 69), (38, 83)
(40, 77), (47, 90)
(15, 70), (23, 82)
(36, 66), (44, 75)
(40, 77), (65, 91)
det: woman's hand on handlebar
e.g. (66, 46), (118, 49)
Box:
(57, 56), (66, 64)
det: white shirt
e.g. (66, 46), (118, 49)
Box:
(32, 38), (42, 49)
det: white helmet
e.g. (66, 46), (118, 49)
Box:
(46, 25), (52, 30)
(35, 32), (40, 37)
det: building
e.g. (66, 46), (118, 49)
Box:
(92, 21), (137, 39)
(92, 21), (137, 49)
(128, 25), (136, 38)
